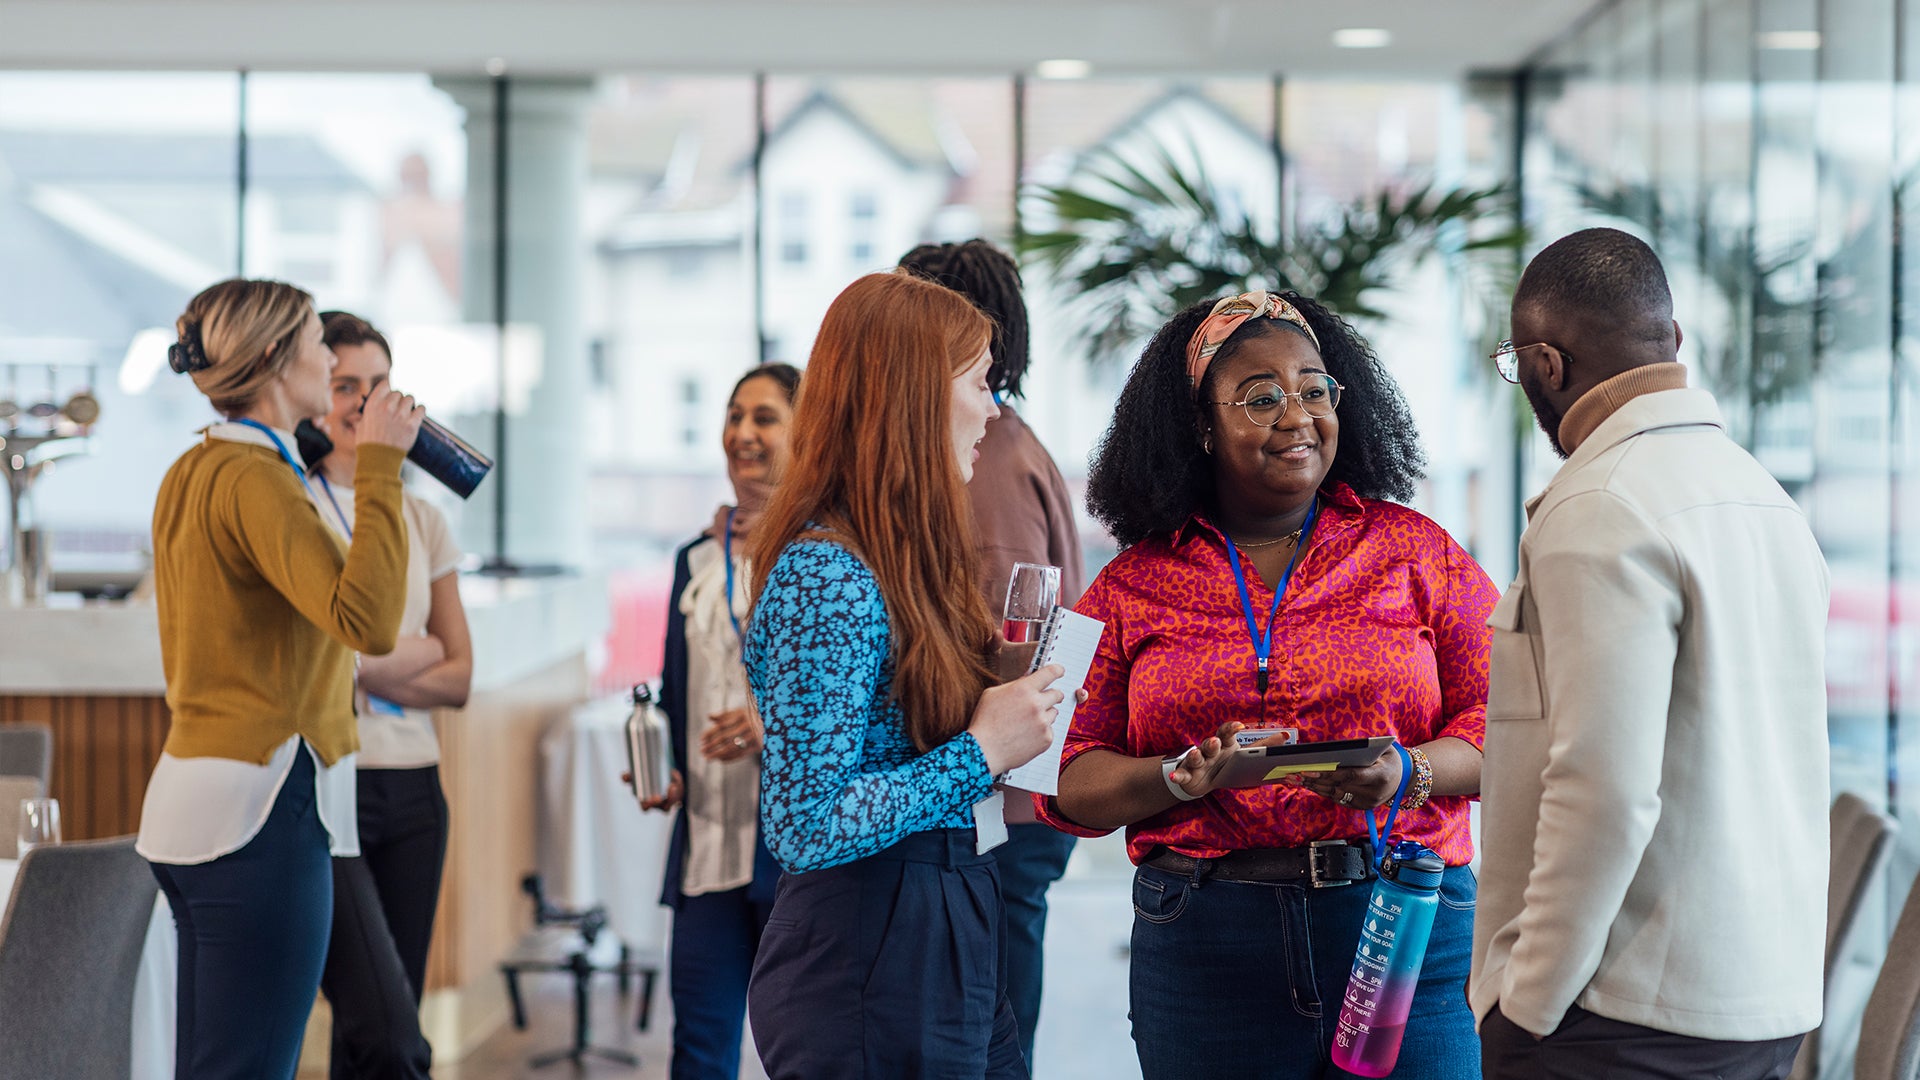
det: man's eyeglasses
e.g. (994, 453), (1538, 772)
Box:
(1489, 340), (1572, 384)
(1204, 375), (1343, 427)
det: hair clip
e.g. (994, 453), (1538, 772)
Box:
(168, 325), (211, 374)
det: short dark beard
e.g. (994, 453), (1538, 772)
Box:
(1520, 377), (1569, 460)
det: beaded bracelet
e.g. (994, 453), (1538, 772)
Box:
(1398, 745), (1434, 811)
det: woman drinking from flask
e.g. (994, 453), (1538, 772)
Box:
(142, 279), (421, 1080)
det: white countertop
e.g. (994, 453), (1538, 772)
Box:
(0, 572), (608, 696)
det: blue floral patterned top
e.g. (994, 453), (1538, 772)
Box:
(747, 537), (995, 873)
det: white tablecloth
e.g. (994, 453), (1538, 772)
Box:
(537, 697), (674, 953)
(0, 856), (174, 1080)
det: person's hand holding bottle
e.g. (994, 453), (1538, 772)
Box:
(355, 385), (425, 452)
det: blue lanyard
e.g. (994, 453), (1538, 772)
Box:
(721, 508), (745, 644)
(1367, 743), (1415, 871)
(233, 419), (312, 491)
(239, 419), (403, 715)
(1221, 496), (1320, 694)
(314, 472), (352, 540)
(231, 419), (352, 539)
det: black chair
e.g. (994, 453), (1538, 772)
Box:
(498, 873), (659, 1069)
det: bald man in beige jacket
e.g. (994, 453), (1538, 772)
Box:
(1473, 229), (1830, 1080)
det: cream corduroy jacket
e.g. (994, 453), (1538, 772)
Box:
(1470, 386), (1831, 1041)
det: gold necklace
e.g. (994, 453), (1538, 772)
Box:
(1232, 528), (1302, 551)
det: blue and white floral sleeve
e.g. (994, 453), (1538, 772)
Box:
(747, 539), (995, 873)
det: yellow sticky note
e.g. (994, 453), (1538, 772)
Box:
(1263, 762), (1339, 782)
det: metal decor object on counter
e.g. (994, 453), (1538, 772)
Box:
(2, 361), (100, 605)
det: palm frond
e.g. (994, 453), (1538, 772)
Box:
(1018, 141), (1525, 371)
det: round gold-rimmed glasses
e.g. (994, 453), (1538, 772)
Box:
(1489, 340), (1572, 384)
(1204, 375), (1343, 427)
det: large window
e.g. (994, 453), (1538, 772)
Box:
(0, 72), (241, 579)
(0, 73), (469, 590)
(580, 75), (760, 690)
(759, 76), (1015, 367)
(1020, 78), (1278, 573)
(1521, 2), (1920, 1068)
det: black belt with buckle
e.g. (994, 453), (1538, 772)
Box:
(1143, 840), (1374, 888)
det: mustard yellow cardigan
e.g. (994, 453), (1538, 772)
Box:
(151, 437), (409, 765)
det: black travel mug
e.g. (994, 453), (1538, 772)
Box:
(406, 415), (492, 499)
(294, 411), (493, 500)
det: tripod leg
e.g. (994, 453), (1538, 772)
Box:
(636, 969), (658, 1031)
(503, 968), (527, 1030)
(572, 954), (592, 1056)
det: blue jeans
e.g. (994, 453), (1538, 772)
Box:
(991, 823), (1076, 1069)
(670, 884), (775, 1080)
(1129, 861), (1480, 1080)
(149, 747), (335, 1080)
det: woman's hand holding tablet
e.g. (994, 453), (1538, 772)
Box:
(1212, 735), (1397, 791)
(1291, 738), (1407, 809)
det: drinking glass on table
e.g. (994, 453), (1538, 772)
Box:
(18, 797), (59, 856)
(1002, 562), (1062, 644)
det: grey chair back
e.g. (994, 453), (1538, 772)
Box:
(0, 836), (157, 1080)
(1856, 871), (1920, 1080)
(0, 725), (51, 787)
(1792, 792), (1899, 1080)
(0, 777), (46, 860)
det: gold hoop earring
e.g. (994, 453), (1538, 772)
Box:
(1202, 432), (1213, 454)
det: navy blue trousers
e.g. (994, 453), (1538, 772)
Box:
(992, 822), (1076, 1069)
(748, 829), (1028, 1079)
(1129, 861), (1481, 1080)
(669, 884), (776, 1080)
(150, 747), (335, 1080)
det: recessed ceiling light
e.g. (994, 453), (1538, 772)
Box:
(1035, 59), (1093, 80)
(1757, 30), (1820, 50)
(1332, 28), (1393, 49)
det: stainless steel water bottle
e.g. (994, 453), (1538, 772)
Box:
(625, 684), (675, 804)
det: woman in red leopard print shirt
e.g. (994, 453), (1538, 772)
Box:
(1036, 292), (1497, 1080)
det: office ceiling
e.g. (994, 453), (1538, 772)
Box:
(0, 1), (1599, 77)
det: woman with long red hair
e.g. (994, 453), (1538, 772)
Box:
(744, 271), (1065, 1078)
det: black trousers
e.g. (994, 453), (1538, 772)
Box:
(319, 766), (449, 1080)
(748, 829), (1027, 1079)
(1482, 1002), (1804, 1080)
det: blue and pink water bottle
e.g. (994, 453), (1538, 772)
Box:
(1331, 840), (1445, 1077)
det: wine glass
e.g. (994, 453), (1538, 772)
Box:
(1002, 563), (1062, 643)
(18, 798), (59, 857)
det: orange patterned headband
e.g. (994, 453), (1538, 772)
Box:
(1185, 291), (1322, 392)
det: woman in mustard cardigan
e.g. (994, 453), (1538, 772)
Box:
(139, 279), (423, 1080)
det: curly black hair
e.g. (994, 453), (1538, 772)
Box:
(1086, 293), (1426, 548)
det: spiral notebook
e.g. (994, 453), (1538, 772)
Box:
(1001, 605), (1106, 796)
